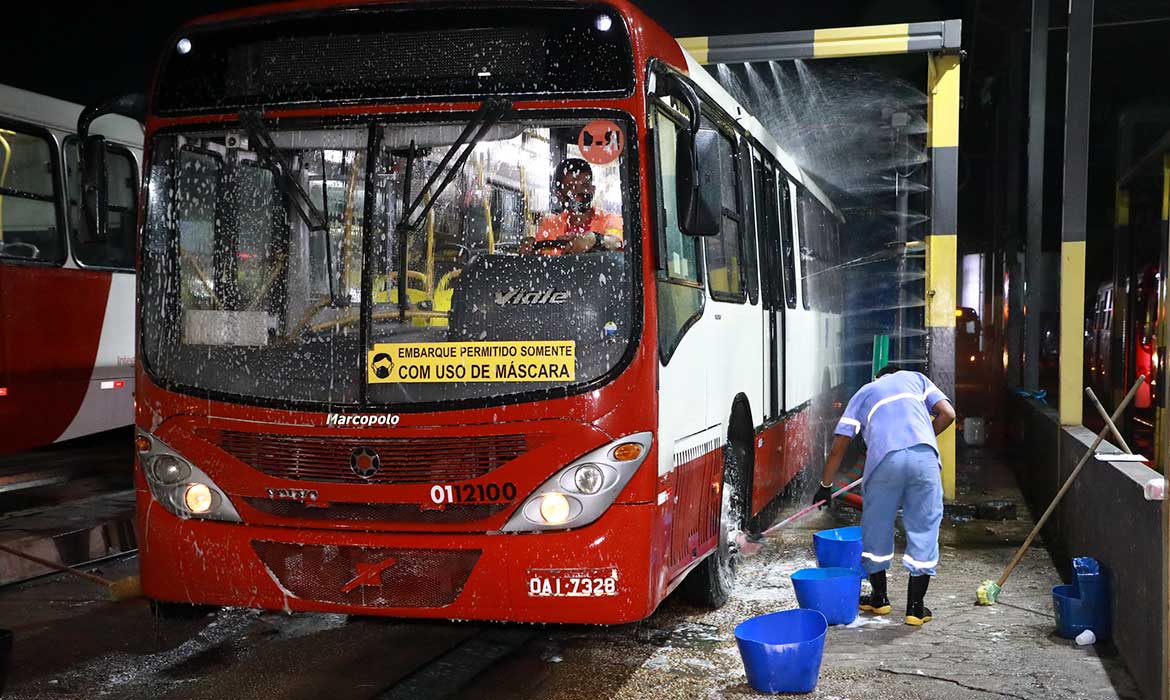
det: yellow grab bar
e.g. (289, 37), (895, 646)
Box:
(475, 157), (495, 254)
(0, 130), (11, 242)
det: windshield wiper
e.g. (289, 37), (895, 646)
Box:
(239, 110), (328, 232)
(394, 97), (512, 321)
(397, 97), (512, 231)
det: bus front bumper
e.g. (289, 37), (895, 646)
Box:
(138, 495), (661, 624)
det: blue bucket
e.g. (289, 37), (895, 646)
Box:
(792, 567), (863, 625)
(734, 609), (828, 694)
(1052, 557), (1111, 641)
(814, 526), (863, 572)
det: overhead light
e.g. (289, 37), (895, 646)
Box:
(595, 14), (613, 32)
(176, 37), (193, 55)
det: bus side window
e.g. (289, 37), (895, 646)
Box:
(829, 218), (844, 313)
(704, 125), (744, 302)
(758, 161), (782, 309)
(65, 139), (138, 270)
(796, 189), (815, 311)
(653, 107), (704, 363)
(0, 124), (64, 264)
(738, 140), (759, 306)
(654, 110), (699, 283)
(779, 178), (797, 309)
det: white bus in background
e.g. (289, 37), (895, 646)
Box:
(0, 84), (142, 454)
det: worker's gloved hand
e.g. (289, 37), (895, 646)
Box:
(814, 482), (834, 510)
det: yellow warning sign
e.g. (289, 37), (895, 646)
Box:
(367, 341), (576, 384)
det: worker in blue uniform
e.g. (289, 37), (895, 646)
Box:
(815, 365), (956, 626)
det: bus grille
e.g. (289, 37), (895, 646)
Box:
(251, 541), (480, 608)
(244, 498), (508, 524)
(207, 430), (529, 484)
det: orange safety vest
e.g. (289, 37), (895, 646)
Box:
(535, 209), (624, 255)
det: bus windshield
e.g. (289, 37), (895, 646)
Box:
(140, 115), (636, 408)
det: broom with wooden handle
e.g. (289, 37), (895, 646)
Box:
(975, 375), (1144, 605)
(0, 542), (141, 601)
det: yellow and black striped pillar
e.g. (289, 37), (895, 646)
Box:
(927, 52), (960, 501)
(680, 21), (961, 65)
(1058, 0), (1094, 426)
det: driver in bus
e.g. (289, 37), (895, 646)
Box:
(521, 158), (623, 256)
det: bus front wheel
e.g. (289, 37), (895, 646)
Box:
(681, 441), (746, 608)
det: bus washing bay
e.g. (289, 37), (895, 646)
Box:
(96, 0), (844, 623)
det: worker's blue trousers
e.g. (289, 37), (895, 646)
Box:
(861, 444), (944, 577)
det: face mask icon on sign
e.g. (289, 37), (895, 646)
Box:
(371, 353), (394, 380)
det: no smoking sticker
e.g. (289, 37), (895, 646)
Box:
(578, 120), (624, 166)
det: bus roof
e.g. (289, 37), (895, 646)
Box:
(677, 47), (842, 220)
(0, 84), (142, 148)
(155, 0), (834, 215)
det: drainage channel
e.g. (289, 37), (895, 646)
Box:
(375, 627), (537, 700)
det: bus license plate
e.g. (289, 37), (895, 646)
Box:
(527, 568), (618, 598)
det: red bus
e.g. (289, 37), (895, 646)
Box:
(0, 85), (141, 455)
(1086, 263), (1161, 453)
(82, 0), (844, 623)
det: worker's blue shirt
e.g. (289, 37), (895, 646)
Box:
(834, 371), (950, 479)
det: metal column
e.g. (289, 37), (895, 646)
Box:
(1163, 155), (1170, 700)
(1058, 0), (1094, 426)
(927, 52), (960, 500)
(1003, 25), (1026, 389)
(1024, 0), (1048, 390)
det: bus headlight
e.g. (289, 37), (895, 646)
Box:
(136, 428), (242, 523)
(539, 493), (573, 524)
(151, 455), (191, 485)
(501, 432), (652, 533)
(573, 464), (605, 495)
(184, 483), (214, 514)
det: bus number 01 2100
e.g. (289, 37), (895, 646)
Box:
(429, 482), (517, 505)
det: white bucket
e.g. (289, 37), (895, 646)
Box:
(964, 417), (987, 447)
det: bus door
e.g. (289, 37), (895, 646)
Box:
(756, 162), (783, 421)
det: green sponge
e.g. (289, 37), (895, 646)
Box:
(975, 579), (1001, 606)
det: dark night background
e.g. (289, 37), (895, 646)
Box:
(3, 1), (960, 105)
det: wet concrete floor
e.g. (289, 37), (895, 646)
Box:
(0, 449), (1141, 700)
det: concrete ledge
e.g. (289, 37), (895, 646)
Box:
(1010, 396), (1162, 700)
(0, 491), (136, 587)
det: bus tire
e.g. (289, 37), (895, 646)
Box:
(149, 599), (218, 621)
(681, 439), (747, 608)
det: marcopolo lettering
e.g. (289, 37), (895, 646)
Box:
(326, 413), (401, 427)
(493, 288), (571, 306)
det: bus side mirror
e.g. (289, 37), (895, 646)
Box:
(676, 127), (721, 237)
(81, 135), (109, 241)
(76, 94), (146, 242)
